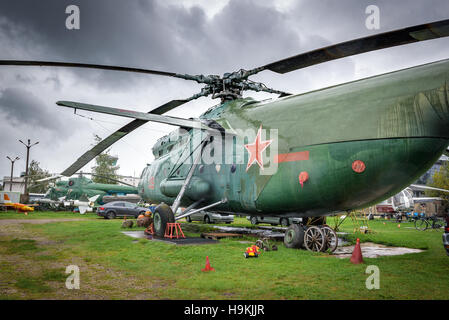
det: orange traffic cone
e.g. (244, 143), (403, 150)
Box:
(350, 238), (364, 264)
(201, 256), (215, 272)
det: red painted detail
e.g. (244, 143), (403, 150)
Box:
(352, 160), (366, 173)
(299, 171), (309, 188)
(244, 125), (273, 171)
(148, 176), (155, 189)
(275, 151), (309, 163)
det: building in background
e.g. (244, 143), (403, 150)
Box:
(416, 154), (449, 185)
(2, 176), (25, 193)
(413, 154), (449, 197)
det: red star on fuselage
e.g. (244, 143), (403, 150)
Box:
(244, 125), (273, 172)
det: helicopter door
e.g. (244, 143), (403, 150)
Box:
(227, 135), (243, 211)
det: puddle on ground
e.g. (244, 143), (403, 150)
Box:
(333, 242), (424, 258)
(122, 231), (146, 239)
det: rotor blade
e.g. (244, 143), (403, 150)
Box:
(60, 99), (189, 176)
(259, 18), (449, 74)
(410, 184), (449, 193)
(0, 60), (179, 77)
(36, 174), (63, 182)
(0, 60), (217, 84)
(75, 172), (140, 180)
(57, 100), (206, 129)
(82, 173), (136, 187)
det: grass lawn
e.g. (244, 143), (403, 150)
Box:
(0, 210), (448, 300)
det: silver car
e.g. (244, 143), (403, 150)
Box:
(186, 211), (234, 224)
(247, 215), (302, 227)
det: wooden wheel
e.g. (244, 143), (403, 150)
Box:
(304, 226), (325, 252)
(321, 225), (338, 253)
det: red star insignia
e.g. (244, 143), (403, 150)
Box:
(244, 125), (273, 172)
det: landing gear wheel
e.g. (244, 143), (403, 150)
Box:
(304, 226), (325, 252)
(153, 203), (175, 237)
(321, 225), (338, 253)
(283, 224), (304, 249)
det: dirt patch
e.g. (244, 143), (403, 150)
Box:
(0, 221), (167, 299)
(0, 218), (89, 225)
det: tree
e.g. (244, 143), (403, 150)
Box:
(91, 135), (120, 184)
(28, 160), (52, 193)
(426, 162), (449, 201)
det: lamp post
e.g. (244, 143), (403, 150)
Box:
(6, 156), (20, 191)
(19, 139), (39, 201)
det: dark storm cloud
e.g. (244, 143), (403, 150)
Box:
(210, 0), (301, 71)
(292, 0), (449, 42)
(0, 87), (63, 130)
(1, 0), (449, 180)
(0, 0), (301, 84)
(0, 0), (208, 89)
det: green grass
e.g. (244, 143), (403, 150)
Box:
(0, 211), (448, 299)
(0, 210), (98, 219)
(1, 239), (41, 254)
(15, 278), (52, 293)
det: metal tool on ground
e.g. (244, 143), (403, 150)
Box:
(255, 238), (278, 251)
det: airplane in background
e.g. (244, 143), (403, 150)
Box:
(0, 194), (38, 214)
(376, 184), (449, 215)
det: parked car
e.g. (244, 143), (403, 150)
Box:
(247, 215), (302, 227)
(97, 201), (148, 219)
(185, 211), (234, 224)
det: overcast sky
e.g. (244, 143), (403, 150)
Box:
(0, 0), (449, 181)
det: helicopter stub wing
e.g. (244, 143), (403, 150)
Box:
(56, 99), (189, 177)
(57, 100), (208, 130)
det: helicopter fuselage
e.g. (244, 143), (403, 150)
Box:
(138, 58), (449, 218)
(47, 177), (138, 205)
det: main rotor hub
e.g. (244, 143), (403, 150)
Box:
(179, 68), (288, 102)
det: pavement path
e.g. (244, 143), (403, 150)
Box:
(0, 218), (90, 225)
